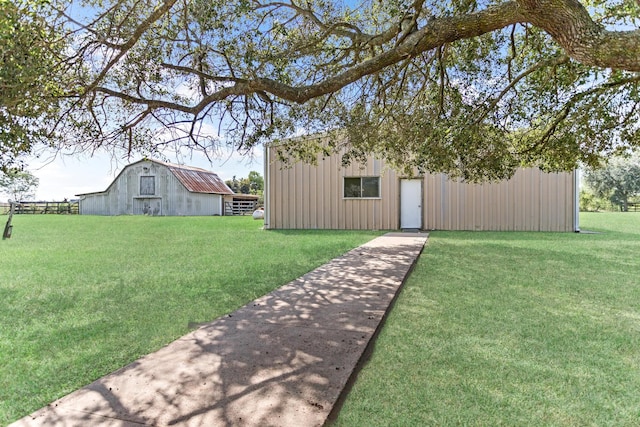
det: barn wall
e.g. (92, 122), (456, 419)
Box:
(79, 160), (223, 216)
(78, 193), (111, 215)
(265, 145), (577, 231)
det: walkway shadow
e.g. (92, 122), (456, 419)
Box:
(12, 234), (427, 427)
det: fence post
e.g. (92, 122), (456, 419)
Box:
(3, 201), (15, 240)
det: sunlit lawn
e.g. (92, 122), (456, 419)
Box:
(0, 215), (381, 425)
(4, 213), (639, 426)
(334, 212), (640, 426)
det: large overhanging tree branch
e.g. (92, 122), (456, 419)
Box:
(519, 0), (640, 70)
(5, 0), (640, 180)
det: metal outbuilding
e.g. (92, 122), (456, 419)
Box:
(264, 137), (579, 232)
(77, 159), (234, 216)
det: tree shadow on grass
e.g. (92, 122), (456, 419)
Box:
(11, 235), (426, 427)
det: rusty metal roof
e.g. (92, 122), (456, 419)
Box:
(158, 161), (234, 195)
(76, 159), (235, 196)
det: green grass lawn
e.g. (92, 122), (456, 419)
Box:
(334, 212), (640, 426)
(0, 215), (381, 425)
(4, 213), (640, 426)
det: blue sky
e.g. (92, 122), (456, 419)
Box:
(26, 148), (264, 201)
(9, 1), (270, 202)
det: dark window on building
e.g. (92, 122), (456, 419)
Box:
(140, 176), (155, 195)
(344, 177), (380, 198)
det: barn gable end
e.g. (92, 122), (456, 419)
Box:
(77, 159), (234, 216)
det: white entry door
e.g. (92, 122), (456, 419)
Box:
(400, 179), (422, 229)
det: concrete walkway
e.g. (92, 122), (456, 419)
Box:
(11, 232), (428, 427)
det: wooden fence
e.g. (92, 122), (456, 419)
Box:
(224, 200), (257, 216)
(1, 200), (79, 215)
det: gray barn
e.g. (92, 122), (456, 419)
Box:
(77, 159), (234, 216)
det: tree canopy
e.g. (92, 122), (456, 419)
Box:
(0, 169), (39, 201)
(225, 171), (264, 195)
(583, 154), (640, 211)
(0, 0), (66, 172)
(4, 0), (640, 180)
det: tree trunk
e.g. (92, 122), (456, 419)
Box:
(2, 202), (15, 240)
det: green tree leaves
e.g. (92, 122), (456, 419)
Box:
(225, 171), (263, 195)
(6, 1), (640, 181)
(0, 169), (39, 201)
(584, 154), (640, 211)
(0, 0), (64, 171)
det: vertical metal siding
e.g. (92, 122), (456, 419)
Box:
(266, 146), (397, 230)
(79, 161), (224, 216)
(322, 162), (332, 228)
(422, 169), (576, 231)
(79, 193), (110, 215)
(267, 145), (576, 231)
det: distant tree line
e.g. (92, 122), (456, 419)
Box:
(581, 154), (640, 212)
(225, 171), (264, 196)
